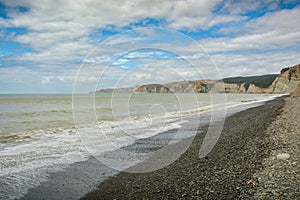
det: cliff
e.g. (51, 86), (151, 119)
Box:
(228, 64), (300, 94)
(93, 64), (300, 94)
(265, 64), (300, 94)
(247, 84), (265, 93)
(211, 82), (246, 93)
(132, 80), (208, 93)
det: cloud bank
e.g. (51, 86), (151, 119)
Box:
(0, 0), (299, 93)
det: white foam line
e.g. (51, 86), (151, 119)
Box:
(0, 94), (285, 200)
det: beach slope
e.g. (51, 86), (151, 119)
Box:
(83, 96), (299, 199)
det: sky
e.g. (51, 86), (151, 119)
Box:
(0, 0), (300, 93)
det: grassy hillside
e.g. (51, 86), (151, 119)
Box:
(222, 74), (278, 89)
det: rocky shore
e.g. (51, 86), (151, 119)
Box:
(82, 96), (299, 199)
(253, 96), (300, 199)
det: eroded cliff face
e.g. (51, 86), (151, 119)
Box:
(266, 64), (300, 94)
(134, 80), (208, 93)
(210, 82), (246, 93)
(247, 84), (265, 93)
(94, 64), (300, 94)
(220, 64), (300, 94)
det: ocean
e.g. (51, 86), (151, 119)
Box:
(0, 93), (281, 199)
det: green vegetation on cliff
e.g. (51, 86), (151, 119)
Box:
(222, 74), (278, 89)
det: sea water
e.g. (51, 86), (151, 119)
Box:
(0, 93), (281, 199)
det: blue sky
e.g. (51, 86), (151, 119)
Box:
(0, 0), (300, 93)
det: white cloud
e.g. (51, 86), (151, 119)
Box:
(215, 0), (280, 15)
(246, 5), (300, 34)
(2, 0), (241, 54)
(196, 6), (300, 53)
(3, 1), (299, 56)
(1, 0), (300, 93)
(211, 50), (300, 78)
(207, 15), (246, 27)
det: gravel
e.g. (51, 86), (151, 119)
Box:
(253, 96), (300, 199)
(82, 96), (292, 200)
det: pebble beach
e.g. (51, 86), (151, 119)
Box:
(82, 96), (299, 199)
(253, 96), (300, 199)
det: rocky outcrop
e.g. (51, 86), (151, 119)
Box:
(266, 64), (300, 94)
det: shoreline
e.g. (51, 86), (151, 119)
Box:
(15, 95), (281, 200)
(82, 96), (287, 199)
